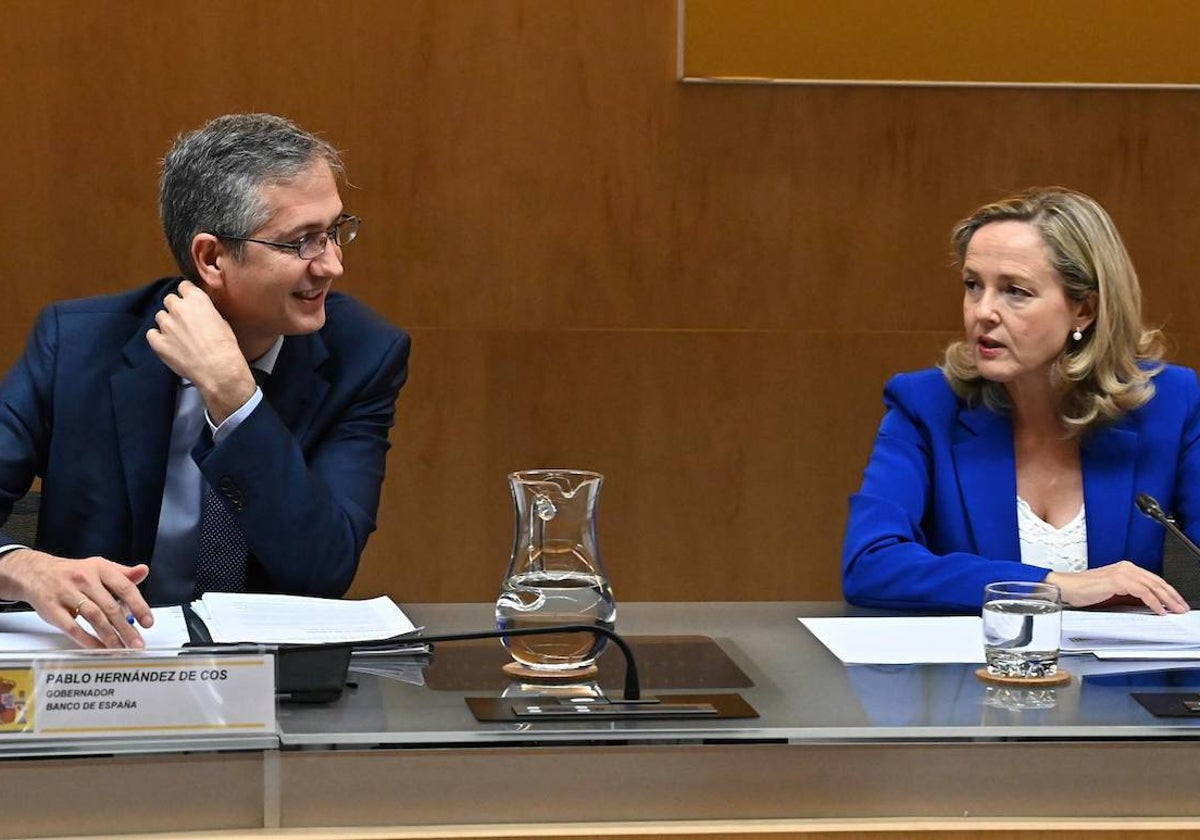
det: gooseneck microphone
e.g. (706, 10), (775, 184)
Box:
(1137, 492), (1169, 521)
(356, 624), (642, 701)
(266, 622), (754, 718)
(216, 623), (641, 705)
(1136, 492), (1200, 564)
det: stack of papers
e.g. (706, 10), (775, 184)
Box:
(194, 592), (422, 648)
(0, 593), (426, 656)
(349, 654), (428, 685)
(1061, 611), (1200, 659)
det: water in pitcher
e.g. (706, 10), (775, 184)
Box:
(496, 565), (616, 670)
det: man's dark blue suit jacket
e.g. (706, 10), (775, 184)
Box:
(0, 278), (410, 600)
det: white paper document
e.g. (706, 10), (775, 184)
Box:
(0, 606), (191, 653)
(799, 616), (986, 664)
(195, 592), (419, 645)
(801, 610), (1200, 665)
(0, 595), (421, 653)
(1060, 610), (1200, 655)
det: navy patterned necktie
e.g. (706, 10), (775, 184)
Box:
(192, 369), (266, 597)
(193, 484), (248, 596)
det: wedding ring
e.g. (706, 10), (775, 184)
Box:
(73, 597), (90, 618)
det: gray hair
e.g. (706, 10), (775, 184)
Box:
(159, 113), (344, 280)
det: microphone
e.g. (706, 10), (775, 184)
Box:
(1136, 493), (1168, 521)
(357, 624), (758, 720)
(357, 623), (642, 701)
(1136, 492), (1200, 563)
(205, 623), (641, 705)
(264, 622), (756, 719)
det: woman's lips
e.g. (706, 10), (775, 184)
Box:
(976, 336), (1004, 359)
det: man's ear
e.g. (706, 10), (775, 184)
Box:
(191, 233), (226, 289)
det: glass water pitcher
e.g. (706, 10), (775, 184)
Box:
(495, 469), (616, 672)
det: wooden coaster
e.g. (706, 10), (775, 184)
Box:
(974, 666), (1070, 686)
(502, 661), (600, 682)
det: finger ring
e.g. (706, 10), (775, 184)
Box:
(73, 597), (90, 618)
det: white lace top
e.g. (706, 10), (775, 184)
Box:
(1017, 496), (1088, 573)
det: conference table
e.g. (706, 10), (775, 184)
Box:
(6, 601), (1200, 839)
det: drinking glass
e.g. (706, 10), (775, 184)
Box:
(982, 581), (1062, 679)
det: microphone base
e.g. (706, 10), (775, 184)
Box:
(466, 692), (758, 722)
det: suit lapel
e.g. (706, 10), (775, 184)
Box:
(266, 332), (330, 439)
(110, 304), (331, 563)
(1081, 422), (1137, 565)
(953, 404), (1020, 561)
(112, 316), (177, 564)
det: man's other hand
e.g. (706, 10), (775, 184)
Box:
(147, 280), (257, 424)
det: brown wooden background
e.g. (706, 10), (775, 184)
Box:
(3, 1), (1200, 604)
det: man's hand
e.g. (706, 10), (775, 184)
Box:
(146, 280), (257, 424)
(1047, 561), (1190, 615)
(0, 549), (154, 649)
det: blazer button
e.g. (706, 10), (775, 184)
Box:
(218, 477), (246, 510)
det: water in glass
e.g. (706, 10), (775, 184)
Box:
(983, 593), (1061, 678)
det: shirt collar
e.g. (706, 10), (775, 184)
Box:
(251, 336), (285, 376)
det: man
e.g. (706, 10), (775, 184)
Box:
(0, 114), (410, 649)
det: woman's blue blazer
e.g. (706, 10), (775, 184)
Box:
(843, 365), (1200, 611)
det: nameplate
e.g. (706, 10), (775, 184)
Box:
(0, 654), (275, 737)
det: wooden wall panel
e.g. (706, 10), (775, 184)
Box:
(355, 327), (953, 602)
(2, 2), (1199, 603)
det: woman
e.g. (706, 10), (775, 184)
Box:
(842, 187), (1197, 613)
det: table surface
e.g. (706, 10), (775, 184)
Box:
(276, 601), (1200, 747)
(11, 601), (1200, 838)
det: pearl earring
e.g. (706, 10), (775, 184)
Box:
(1072, 327), (1083, 341)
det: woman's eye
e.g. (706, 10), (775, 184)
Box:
(1005, 285), (1032, 298)
(963, 278), (980, 292)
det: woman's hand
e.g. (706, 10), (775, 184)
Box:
(1046, 561), (1190, 615)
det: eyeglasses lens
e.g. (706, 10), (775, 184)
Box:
(295, 217), (360, 260)
(336, 217), (360, 247)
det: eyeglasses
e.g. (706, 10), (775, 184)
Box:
(213, 214), (361, 260)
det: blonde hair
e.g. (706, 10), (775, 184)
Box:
(941, 187), (1163, 435)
